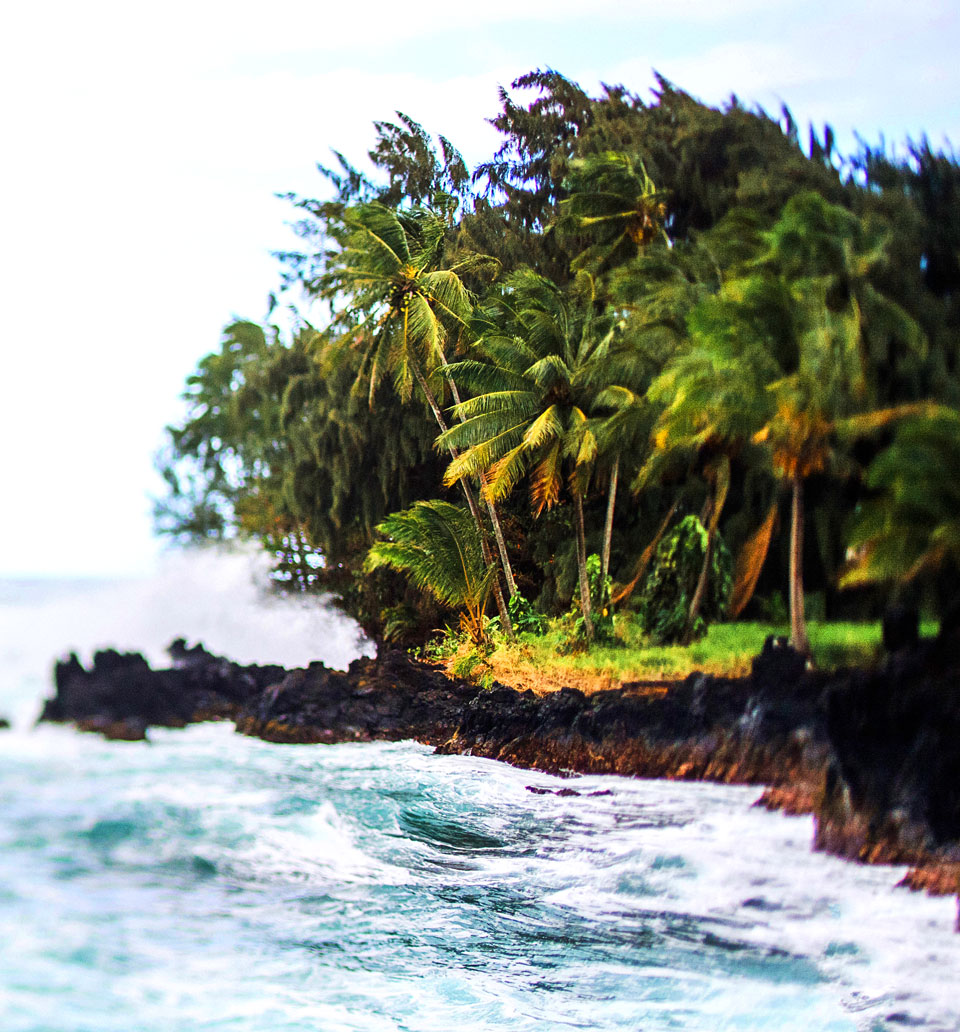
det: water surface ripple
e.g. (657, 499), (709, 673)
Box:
(2, 726), (959, 1032)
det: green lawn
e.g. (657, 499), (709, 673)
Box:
(453, 615), (938, 694)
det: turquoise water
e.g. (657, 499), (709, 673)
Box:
(2, 556), (958, 1031)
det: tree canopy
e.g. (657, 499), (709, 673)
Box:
(157, 69), (960, 646)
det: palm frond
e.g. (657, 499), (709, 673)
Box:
(522, 404), (564, 449)
(365, 500), (493, 611)
(441, 420), (528, 485)
(530, 442), (563, 515)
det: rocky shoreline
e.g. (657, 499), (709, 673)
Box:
(41, 631), (960, 928)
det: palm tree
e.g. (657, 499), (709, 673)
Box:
(590, 373), (658, 588)
(646, 193), (925, 653)
(438, 270), (619, 641)
(585, 214), (761, 601)
(759, 191), (924, 401)
(842, 407), (960, 591)
(544, 157), (673, 592)
(556, 151), (669, 274)
(319, 202), (518, 634)
(750, 193), (925, 651)
(365, 501), (494, 645)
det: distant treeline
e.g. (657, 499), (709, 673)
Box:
(155, 69), (960, 647)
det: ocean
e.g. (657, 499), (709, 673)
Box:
(1, 548), (958, 1031)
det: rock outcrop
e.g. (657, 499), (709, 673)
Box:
(233, 649), (476, 744)
(41, 640), (285, 740)
(438, 638), (830, 802)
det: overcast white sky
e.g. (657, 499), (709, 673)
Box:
(1, 0), (957, 577)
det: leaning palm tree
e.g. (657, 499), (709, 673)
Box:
(439, 269), (619, 641)
(319, 202), (517, 633)
(590, 362), (660, 588)
(842, 407), (960, 591)
(556, 151), (669, 274)
(642, 321), (766, 644)
(648, 193), (926, 653)
(365, 500), (494, 645)
(749, 193), (926, 651)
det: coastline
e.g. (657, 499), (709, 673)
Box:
(41, 632), (960, 929)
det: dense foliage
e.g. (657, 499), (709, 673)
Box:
(636, 516), (732, 644)
(157, 70), (960, 650)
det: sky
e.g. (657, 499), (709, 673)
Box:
(1, 0), (957, 577)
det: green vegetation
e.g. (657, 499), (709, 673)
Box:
(636, 515), (731, 645)
(844, 409), (960, 588)
(364, 501), (493, 645)
(157, 69), (960, 665)
(426, 615), (939, 694)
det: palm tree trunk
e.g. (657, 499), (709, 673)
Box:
(601, 455), (619, 587)
(440, 351), (518, 598)
(411, 362), (514, 638)
(611, 496), (680, 605)
(789, 475), (810, 656)
(482, 483), (518, 598)
(573, 489), (595, 642)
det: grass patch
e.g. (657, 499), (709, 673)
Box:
(438, 615), (939, 695)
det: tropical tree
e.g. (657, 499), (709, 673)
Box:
(751, 192), (925, 651)
(155, 319), (296, 547)
(266, 329), (444, 572)
(365, 501), (494, 644)
(470, 69), (596, 285)
(317, 201), (518, 633)
(842, 407), (960, 591)
(439, 269), (620, 641)
(556, 150), (668, 273)
(589, 361), (661, 588)
(556, 152), (672, 589)
(642, 333), (752, 644)
(646, 192), (925, 652)
(157, 71), (960, 645)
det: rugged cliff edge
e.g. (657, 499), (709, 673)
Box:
(41, 631), (960, 925)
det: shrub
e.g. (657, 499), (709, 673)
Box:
(636, 515), (732, 644)
(508, 592), (547, 635)
(568, 553), (615, 643)
(450, 648), (484, 679)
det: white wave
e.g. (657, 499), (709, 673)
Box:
(467, 771), (960, 1031)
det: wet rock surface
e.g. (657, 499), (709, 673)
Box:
(816, 632), (960, 882)
(39, 630), (960, 909)
(41, 641), (286, 739)
(42, 642), (478, 747)
(233, 649), (477, 744)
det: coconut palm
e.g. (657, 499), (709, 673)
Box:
(750, 193), (925, 651)
(842, 407), (960, 590)
(438, 269), (619, 641)
(557, 160), (674, 591)
(556, 151), (669, 273)
(589, 224), (742, 604)
(643, 333), (754, 644)
(319, 202), (518, 633)
(647, 192), (925, 652)
(365, 500), (494, 645)
(758, 191), (924, 400)
(319, 203), (485, 406)
(590, 365), (660, 588)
